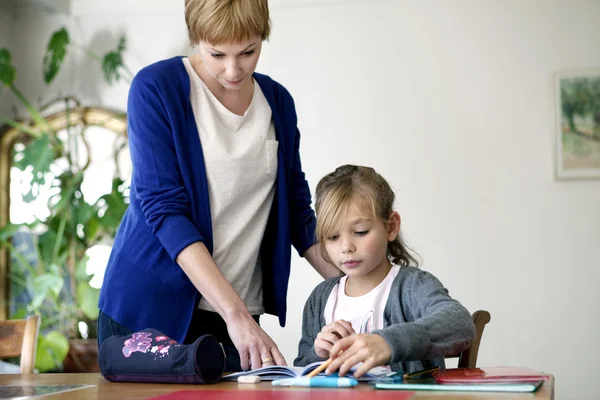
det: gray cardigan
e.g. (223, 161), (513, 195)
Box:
(293, 266), (476, 373)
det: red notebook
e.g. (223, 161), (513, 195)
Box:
(433, 367), (550, 383)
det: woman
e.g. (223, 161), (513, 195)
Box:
(97, 0), (339, 372)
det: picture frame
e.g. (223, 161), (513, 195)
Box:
(554, 69), (600, 180)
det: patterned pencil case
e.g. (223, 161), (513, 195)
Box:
(99, 328), (225, 384)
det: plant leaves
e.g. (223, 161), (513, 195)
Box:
(43, 27), (70, 84)
(75, 201), (95, 229)
(35, 330), (69, 372)
(0, 223), (21, 241)
(97, 177), (127, 234)
(38, 225), (62, 268)
(30, 273), (63, 310)
(0, 48), (16, 86)
(11, 308), (28, 320)
(51, 170), (83, 215)
(83, 215), (100, 244)
(77, 282), (100, 320)
(75, 254), (90, 282)
(102, 37), (126, 84)
(13, 133), (54, 202)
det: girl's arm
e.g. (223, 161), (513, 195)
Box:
(326, 269), (475, 377)
(373, 269), (476, 363)
(293, 284), (330, 366)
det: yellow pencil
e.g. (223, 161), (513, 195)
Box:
(306, 357), (334, 378)
(307, 330), (345, 378)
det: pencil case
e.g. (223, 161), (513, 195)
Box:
(99, 328), (226, 384)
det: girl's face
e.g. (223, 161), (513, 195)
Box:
(324, 199), (400, 280)
(196, 36), (262, 91)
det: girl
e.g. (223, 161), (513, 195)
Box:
(294, 165), (475, 378)
(98, 0), (339, 373)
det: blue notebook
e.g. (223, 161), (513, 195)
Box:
(375, 379), (544, 393)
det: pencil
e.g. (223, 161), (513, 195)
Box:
(306, 357), (334, 378)
(402, 366), (440, 380)
(306, 330), (345, 378)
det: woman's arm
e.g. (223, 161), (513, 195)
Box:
(278, 90), (340, 280)
(128, 73), (205, 260)
(177, 242), (285, 371)
(304, 243), (342, 279)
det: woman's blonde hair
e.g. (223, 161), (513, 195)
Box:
(185, 0), (271, 45)
(315, 165), (420, 267)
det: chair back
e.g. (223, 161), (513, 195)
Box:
(446, 310), (491, 368)
(0, 315), (41, 373)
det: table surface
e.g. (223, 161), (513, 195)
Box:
(0, 373), (554, 400)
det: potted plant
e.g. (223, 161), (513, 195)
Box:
(0, 27), (132, 372)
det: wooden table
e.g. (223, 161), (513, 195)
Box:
(0, 373), (554, 399)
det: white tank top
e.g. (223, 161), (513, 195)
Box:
(183, 58), (277, 314)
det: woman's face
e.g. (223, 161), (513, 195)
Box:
(196, 36), (262, 91)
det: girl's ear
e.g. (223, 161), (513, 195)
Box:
(387, 212), (401, 241)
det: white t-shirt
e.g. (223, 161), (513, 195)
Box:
(182, 58), (277, 314)
(323, 265), (400, 373)
(324, 265), (400, 334)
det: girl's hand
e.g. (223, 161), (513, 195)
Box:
(325, 333), (391, 378)
(314, 320), (355, 359)
(226, 311), (286, 371)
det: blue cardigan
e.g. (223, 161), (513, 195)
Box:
(98, 56), (317, 342)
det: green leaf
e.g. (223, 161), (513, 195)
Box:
(84, 216), (100, 244)
(75, 254), (90, 282)
(102, 37), (126, 84)
(0, 48), (16, 86)
(75, 201), (95, 227)
(30, 273), (63, 310)
(77, 282), (100, 320)
(10, 307), (27, 320)
(38, 227), (62, 268)
(97, 177), (127, 234)
(51, 170), (84, 214)
(0, 223), (21, 241)
(43, 27), (70, 84)
(35, 330), (69, 372)
(13, 133), (54, 202)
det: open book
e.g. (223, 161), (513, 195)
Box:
(222, 361), (391, 382)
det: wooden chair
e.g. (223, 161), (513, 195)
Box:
(446, 310), (491, 368)
(0, 315), (41, 373)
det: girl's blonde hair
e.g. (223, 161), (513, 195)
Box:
(185, 0), (271, 45)
(315, 165), (420, 267)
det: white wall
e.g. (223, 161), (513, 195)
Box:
(9, 1), (600, 398)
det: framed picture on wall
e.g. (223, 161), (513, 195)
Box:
(554, 69), (600, 179)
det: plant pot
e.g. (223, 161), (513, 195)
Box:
(62, 338), (100, 373)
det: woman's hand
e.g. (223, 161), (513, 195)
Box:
(225, 310), (286, 371)
(325, 333), (391, 378)
(314, 320), (355, 359)
(176, 243), (285, 371)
